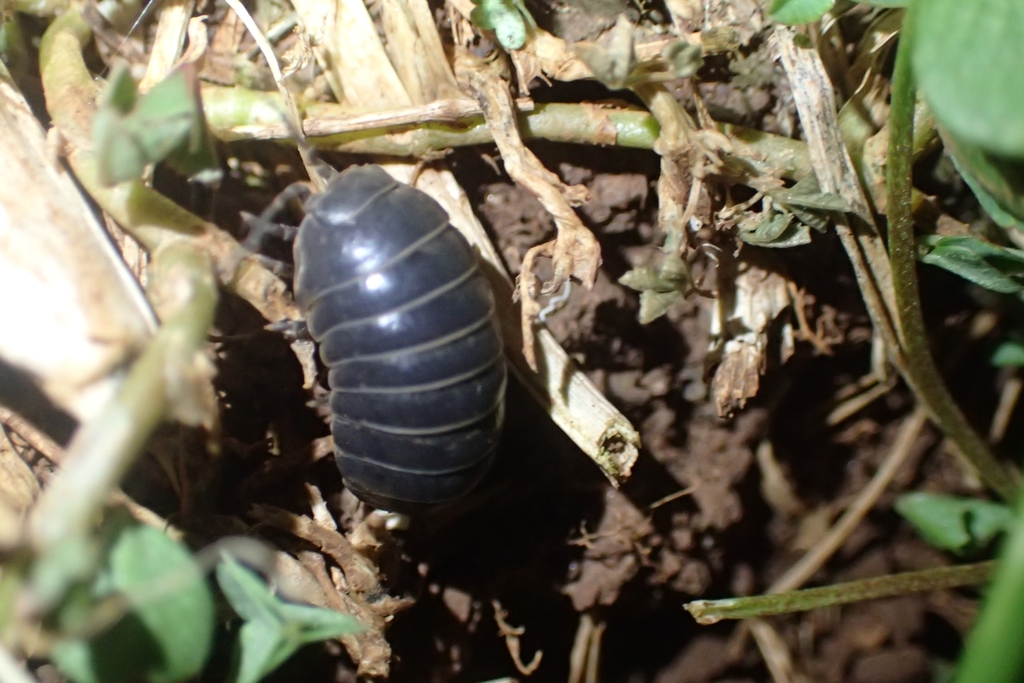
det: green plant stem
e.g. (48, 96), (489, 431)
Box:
(886, 16), (1018, 501)
(202, 86), (661, 151)
(201, 84), (821, 179)
(28, 243), (217, 551)
(685, 562), (993, 624)
(954, 495), (1024, 683)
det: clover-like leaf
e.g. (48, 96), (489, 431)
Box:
(94, 62), (220, 186)
(896, 492), (1014, 556)
(469, 0), (535, 50)
(51, 520), (215, 683)
(918, 235), (1024, 294)
(216, 555), (362, 683)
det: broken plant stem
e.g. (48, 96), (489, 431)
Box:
(686, 562), (993, 624)
(886, 25), (1018, 501)
(29, 243), (217, 550)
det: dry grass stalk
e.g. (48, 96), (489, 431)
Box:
(138, 0), (195, 90)
(770, 28), (903, 370)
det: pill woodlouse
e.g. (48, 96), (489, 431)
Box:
(288, 165), (507, 513)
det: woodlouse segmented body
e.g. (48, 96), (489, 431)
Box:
(292, 165), (507, 513)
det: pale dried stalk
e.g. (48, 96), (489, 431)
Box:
(0, 57), (154, 422)
(768, 406), (927, 595)
(380, 0), (462, 103)
(138, 0), (195, 91)
(381, 165), (639, 485)
(459, 56), (601, 370)
(291, 0), (410, 109)
(749, 619), (796, 683)
(770, 28), (903, 370)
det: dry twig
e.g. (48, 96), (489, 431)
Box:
(492, 600), (543, 676)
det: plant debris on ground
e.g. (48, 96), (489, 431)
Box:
(1, 0), (1024, 682)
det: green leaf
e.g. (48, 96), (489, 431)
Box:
(637, 289), (681, 324)
(619, 266), (679, 293)
(854, 0), (907, 6)
(769, 177), (850, 212)
(469, 0), (535, 50)
(739, 210), (813, 248)
(917, 235), (1024, 293)
(235, 620), (288, 683)
(216, 556), (362, 683)
(787, 204), (831, 232)
(946, 132), (1024, 228)
(991, 339), (1024, 367)
(51, 521), (215, 683)
(215, 553), (282, 624)
(94, 62), (220, 186)
(911, 0), (1024, 158)
(896, 492), (1015, 555)
(769, 0), (834, 25)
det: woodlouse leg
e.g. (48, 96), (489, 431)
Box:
(239, 181), (312, 253)
(258, 181), (312, 223)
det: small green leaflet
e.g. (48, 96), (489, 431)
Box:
(896, 492), (1014, 556)
(946, 135), (1024, 228)
(992, 339), (1024, 367)
(769, 0), (834, 25)
(469, 0), (536, 51)
(93, 62), (220, 186)
(50, 520), (215, 683)
(738, 210), (812, 248)
(917, 235), (1024, 294)
(736, 179), (844, 248)
(216, 555), (362, 683)
(619, 232), (693, 324)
